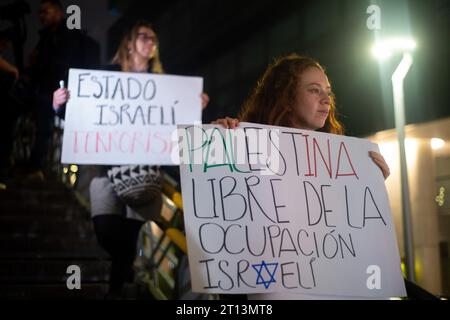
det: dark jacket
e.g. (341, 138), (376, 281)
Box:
(29, 20), (100, 94)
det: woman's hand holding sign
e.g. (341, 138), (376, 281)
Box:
(211, 117), (240, 129)
(369, 151), (390, 180)
(52, 81), (70, 113)
(201, 93), (210, 110)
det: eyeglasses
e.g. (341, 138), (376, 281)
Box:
(137, 33), (156, 43)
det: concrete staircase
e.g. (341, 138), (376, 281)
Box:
(0, 178), (111, 299)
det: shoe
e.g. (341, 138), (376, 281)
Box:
(0, 168), (8, 190)
(25, 170), (45, 181)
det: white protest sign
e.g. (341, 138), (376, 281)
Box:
(177, 122), (406, 298)
(61, 68), (202, 165)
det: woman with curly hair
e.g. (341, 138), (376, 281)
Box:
(213, 53), (388, 179)
(213, 54), (390, 300)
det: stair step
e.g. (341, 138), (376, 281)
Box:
(0, 283), (109, 299)
(0, 259), (110, 284)
(2, 180), (70, 191)
(0, 282), (152, 300)
(0, 178), (143, 299)
(0, 217), (93, 236)
(0, 249), (109, 260)
(0, 202), (87, 217)
(0, 189), (72, 203)
(0, 231), (96, 242)
(0, 235), (101, 252)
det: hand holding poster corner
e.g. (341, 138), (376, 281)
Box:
(61, 68), (203, 165)
(177, 123), (406, 298)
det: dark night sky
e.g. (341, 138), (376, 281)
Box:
(1, 0), (449, 137)
(109, 0), (449, 137)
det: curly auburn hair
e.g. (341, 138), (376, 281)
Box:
(239, 54), (344, 135)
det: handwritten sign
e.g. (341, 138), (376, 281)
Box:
(61, 68), (202, 165)
(177, 123), (406, 298)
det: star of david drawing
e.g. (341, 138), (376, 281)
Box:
(252, 260), (278, 289)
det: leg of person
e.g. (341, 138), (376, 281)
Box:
(90, 176), (126, 297)
(28, 93), (53, 176)
(122, 218), (145, 283)
(0, 100), (20, 179)
(0, 84), (23, 180)
(123, 197), (162, 283)
(92, 214), (126, 295)
(93, 215), (144, 296)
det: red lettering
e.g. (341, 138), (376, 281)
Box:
(84, 131), (91, 154)
(72, 131), (79, 153)
(145, 131), (152, 153)
(130, 131), (144, 154)
(153, 131), (168, 154)
(119, 132), (131, 153)
(313, 138), (332, 179)
(95, 132), (111, 153)
(335, 142), (359, 179)
(303, 135), (314, 177)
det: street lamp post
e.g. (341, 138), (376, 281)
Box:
(372, 39), (416, 282)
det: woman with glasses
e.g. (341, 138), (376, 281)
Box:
(53, 20), (209, 299)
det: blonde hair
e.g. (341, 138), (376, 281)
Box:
(112, 20), (164, 73)
(239, 54), (344, 135)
